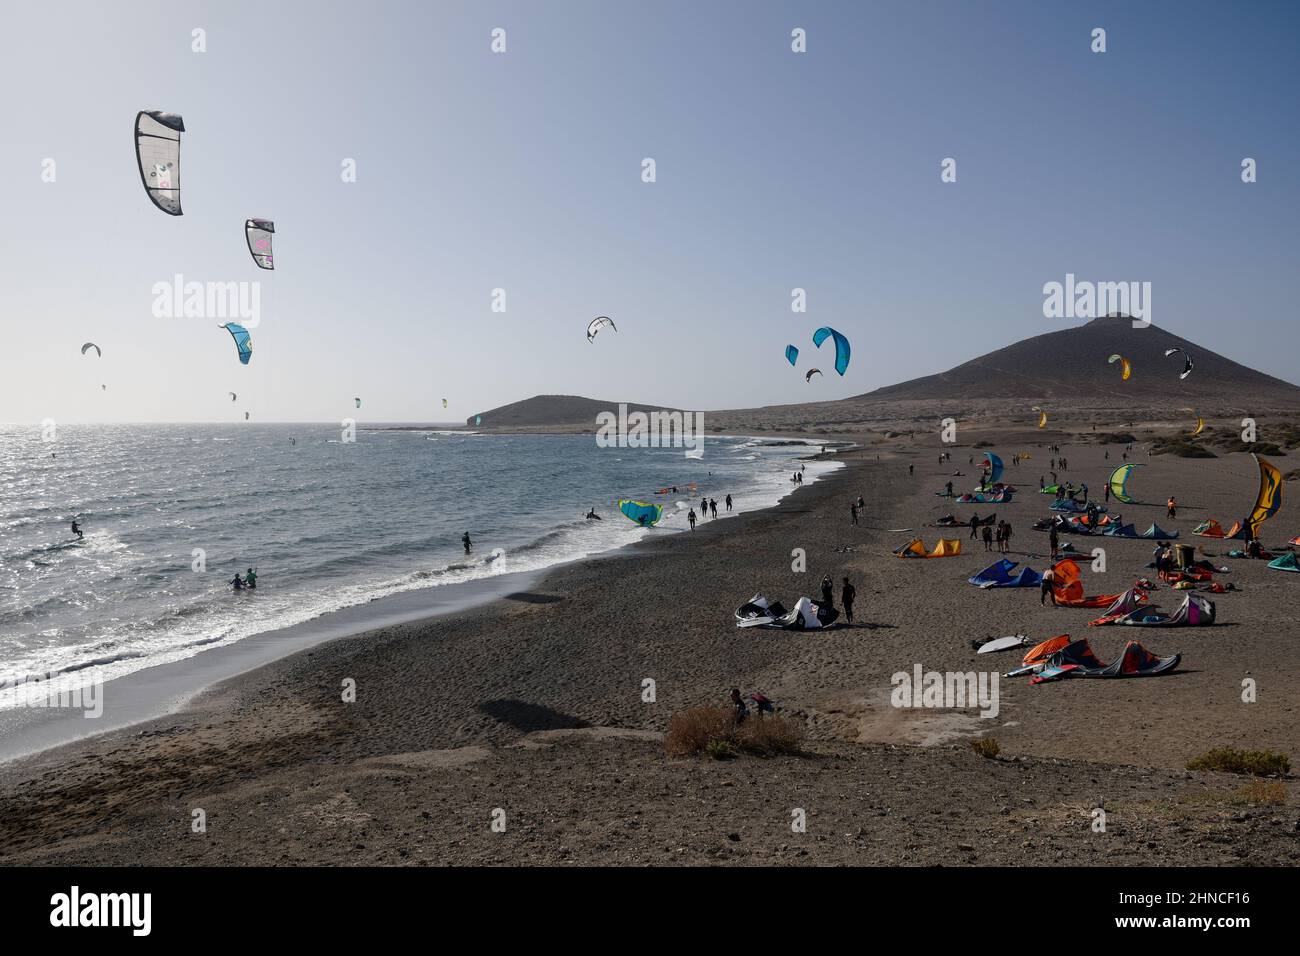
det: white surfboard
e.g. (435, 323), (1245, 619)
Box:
(977, 634), (1031, 654)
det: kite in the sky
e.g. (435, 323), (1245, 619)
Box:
(811, 327), (850, 375)
(81, 342), (101, 358)
(134, 111), (184, 215)
(442, 398), (448, 409)
(244, 411), (250, 421)
(228, 392), (237, 402)
(1107, 354), (1132, 380)
(354, 398), (361, 408)
(1164, 347), (1194, 379)
(805, 368), (821, 382)
(785, 345), (799, 366)
(245, 219), (275, 269)
(219, 323), (252, 365)
(1032, 405), (1048, 428)
(587, 316), (617, 342)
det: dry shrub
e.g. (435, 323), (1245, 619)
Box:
(969, 736), (1001, 759)
(1186, 747), (1291, 777)
(664, 706), (803, 758)
(1235, 780), (1287, 806)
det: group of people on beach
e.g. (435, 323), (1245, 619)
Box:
(974, 517), (1014, 553)
(819, 573), (856, 623)
(688, 493), (733, 529)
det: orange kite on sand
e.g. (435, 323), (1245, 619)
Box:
(1050, 558), (1125, 608)
(893, 538), (962, 558)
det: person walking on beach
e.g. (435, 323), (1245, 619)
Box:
(982, 523), (993, 552)
(1104, 482), (1111, 503)
(1040, 565), (1057, 606)
(945, 480), (953, 498)
(1039, 475), (1045, 491)
(1167, 496), (1177, 519)
(908, 464), (914, 476)
(710, 498), (718, 518)
(1048, 524), (1060, 559)
(841, 577), (856, 624)
(462, 532), (472, 554)
(1001, 521), (1013, 554)
(850, 501), (859, 525)
(856, 495), (864, 509)
(820, 575), (834, 611)
(725, 494), (732, 512)
(70, 519), (83, 540)
(969, 514), (979, 539)
(688, 508), (696, 530)
(702, 496), (708, 515)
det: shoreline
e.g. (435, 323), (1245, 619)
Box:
(0, 441), (843, 765)
(2, 437), (1296, 866)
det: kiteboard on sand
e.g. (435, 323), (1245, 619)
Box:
(1030, 664), (1080, 685)
(976, 634), (1031, 654)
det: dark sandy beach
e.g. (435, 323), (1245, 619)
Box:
(1, 431), (1297, 866)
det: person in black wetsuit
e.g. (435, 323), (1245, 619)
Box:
(462, 532), (472, 554)
(71, 520), (83, 540)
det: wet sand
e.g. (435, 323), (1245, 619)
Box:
(1, 431), (1297, 866)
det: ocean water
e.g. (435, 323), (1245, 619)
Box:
(0, 425), (839, 706)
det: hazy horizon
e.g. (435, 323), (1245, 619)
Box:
(4, 0), (1298, 424)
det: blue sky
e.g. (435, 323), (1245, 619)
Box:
(1, 0), (1296, 423)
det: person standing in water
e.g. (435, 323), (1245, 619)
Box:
(245, 567), (258, 589)
(725, 494), (732, 511)
(231, 572), (245, 591)
(462, 532), (472, 554)
(710, 498), (718, 518)
(71, 520), (84, 540)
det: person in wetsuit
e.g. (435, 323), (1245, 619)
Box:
(71, 520), (84, 540)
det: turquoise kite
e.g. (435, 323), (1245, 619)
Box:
(785, 345), (799, 366)
(811, 327), (850, 375)
(981, 452), (1004, 485)
(618, 499), (663, 527)
(219, 323), (252, 365)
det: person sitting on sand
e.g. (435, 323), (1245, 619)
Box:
(749, 692), (775, 717)
(730, 688), (750, 722)
(71, 520), (83, 540)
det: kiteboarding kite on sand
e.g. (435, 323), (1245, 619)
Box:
(587, 316), (617, 342)
(219, 323), (253, 365)
(134, 111), (184, 215)
(246, 219), (275, 269)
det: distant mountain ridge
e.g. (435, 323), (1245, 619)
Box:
(863, 315), (1300, 402)
(472, 318), (1300, 427)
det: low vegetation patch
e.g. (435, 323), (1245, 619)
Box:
(1094, 432), (1137, 445)
(969, 736), (1001, 759)
(664, 706), (804, 758)
(1149, 437), (1216, 458)
(1186, 747), (1291, 777)
(1235, 780), (1288, 806)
